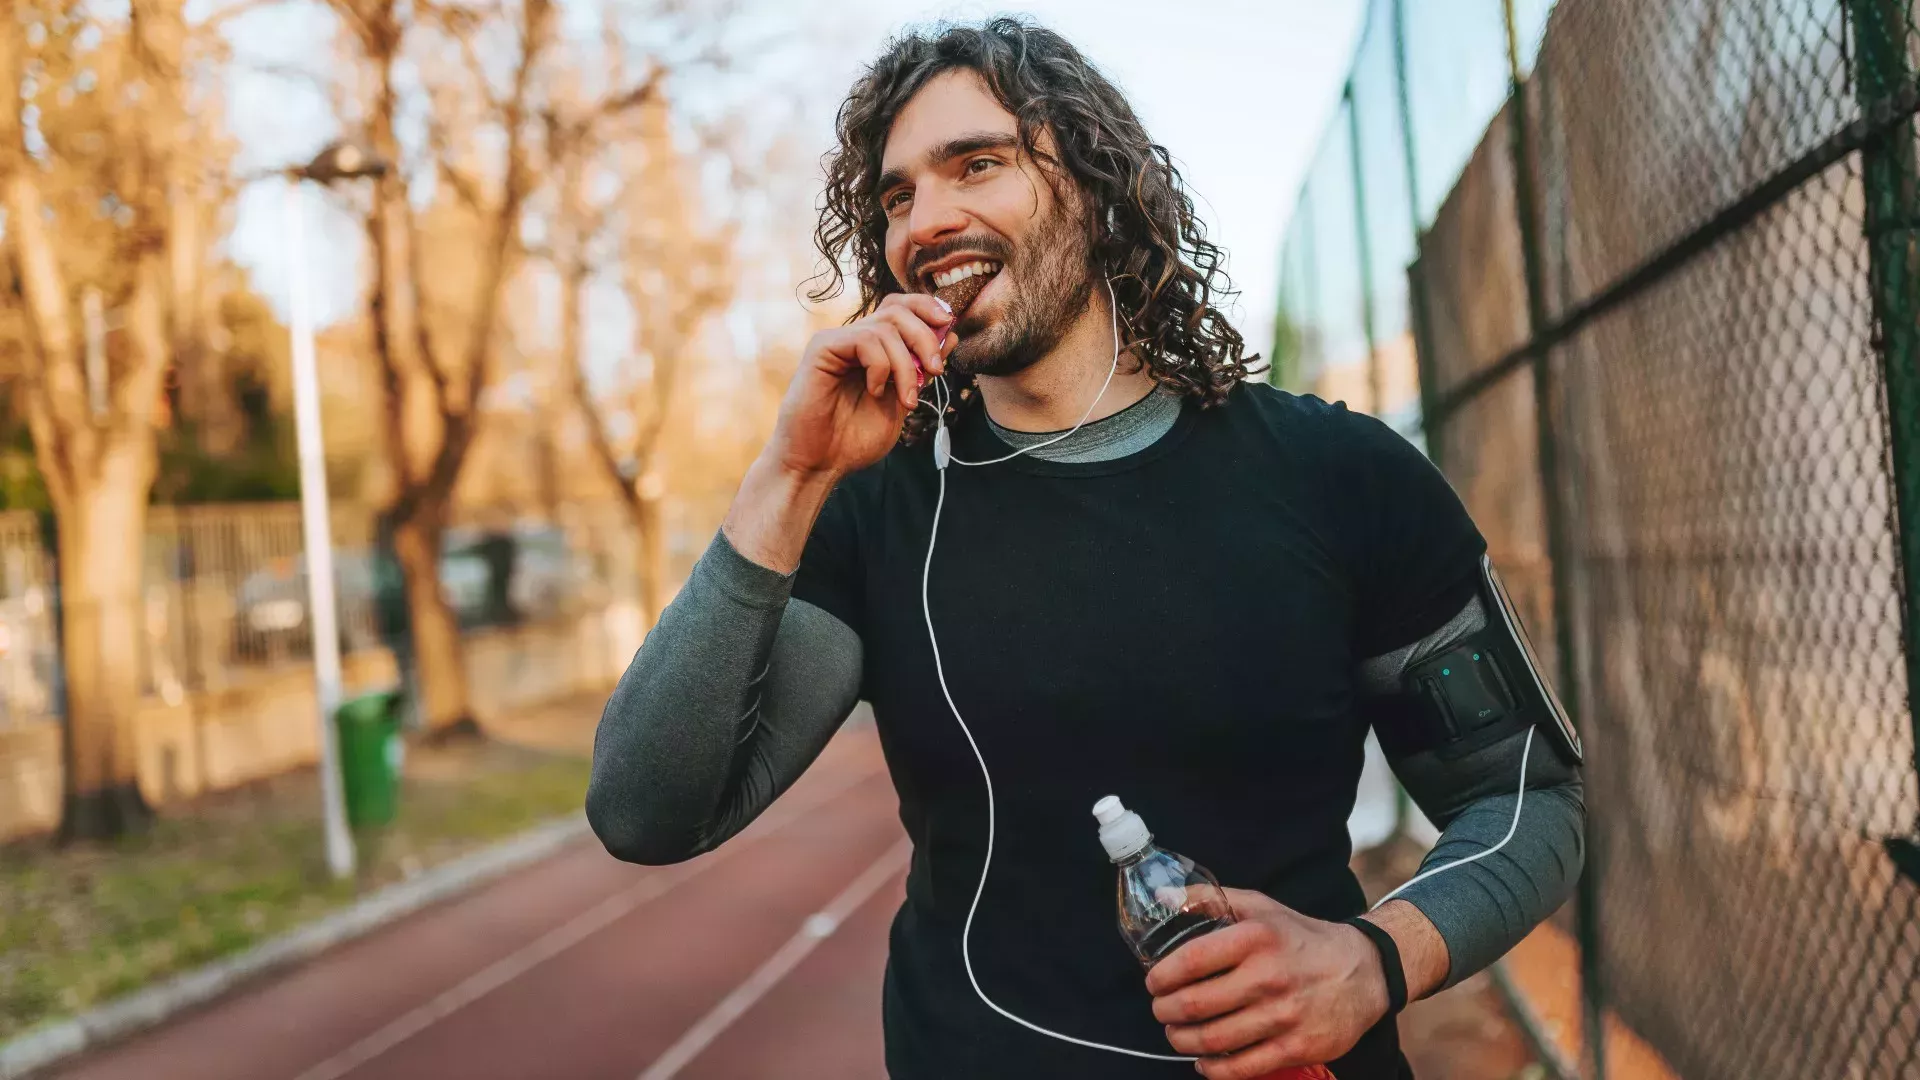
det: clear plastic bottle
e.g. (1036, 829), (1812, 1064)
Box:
(1094, 796), (1341, 1080)
(1092, 795), (1237, 969)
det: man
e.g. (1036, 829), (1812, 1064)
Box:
(589, 19), (1583, 1080)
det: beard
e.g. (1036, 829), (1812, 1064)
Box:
(947, 205), (1096, 378)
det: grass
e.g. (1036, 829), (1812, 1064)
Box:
(0, 738), (591, 1042)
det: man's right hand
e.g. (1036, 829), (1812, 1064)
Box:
(769, 293), (957, 480)
(723, 293), (957, 574)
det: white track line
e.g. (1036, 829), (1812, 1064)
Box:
(635, 837), (911, 1080)
(291, 765), (883, 1080)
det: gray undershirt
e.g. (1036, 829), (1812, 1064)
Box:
(589, 388), (1584, 988)
(986, 384), (1185, 461)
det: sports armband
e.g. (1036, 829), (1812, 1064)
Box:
(1367, 555), (1583, 767)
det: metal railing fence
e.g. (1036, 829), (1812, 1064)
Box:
(0, 496), (726, 729)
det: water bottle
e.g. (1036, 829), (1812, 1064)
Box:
(1093, 796), (1340, 1080)
(1092, 795), (1237, 968)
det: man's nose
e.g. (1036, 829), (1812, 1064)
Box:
(907, 187), (968, 250)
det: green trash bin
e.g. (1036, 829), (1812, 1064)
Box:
(336, 690), (405, 828)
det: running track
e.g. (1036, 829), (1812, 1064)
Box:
(50, 726), (901, 1080)
(46, 720), (1526, 1080)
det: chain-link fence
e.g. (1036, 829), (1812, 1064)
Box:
(1277, 0), (1920, 1076)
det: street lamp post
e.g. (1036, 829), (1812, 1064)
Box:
(284, 141), (388, 880)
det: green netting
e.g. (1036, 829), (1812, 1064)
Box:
(1274, 215), (1315, 391)
(1401, 0), (1515, 224)
(1351, 0), (1418, 430)
(1277, 100), (1370, 391)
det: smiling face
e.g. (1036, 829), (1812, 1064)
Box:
(876, 70), (1096, 377)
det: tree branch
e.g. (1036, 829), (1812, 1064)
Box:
(398, 189), (453, 400)
(0, 21), (91, 502)
(444, 0), (546, 431)
(435, 156), (489, 214)
(564, 303), (641, 512)
(198, 0), (282, 34)
(425, 1), (510, 115)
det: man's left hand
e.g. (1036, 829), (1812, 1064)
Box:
(1144, 889), (1388, 1079)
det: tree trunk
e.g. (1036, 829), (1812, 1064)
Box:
(634, 486), (667, 626)
(389, 501), (478, 740)
(7, 5), (181, 841)
(56, 439), (155, 840)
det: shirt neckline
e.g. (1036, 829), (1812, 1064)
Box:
(949, 392), (1202, 477)
(985, 383), (1166, 438)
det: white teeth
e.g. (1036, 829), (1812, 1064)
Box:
(931, 261), (1001, 289)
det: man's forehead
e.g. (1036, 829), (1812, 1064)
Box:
(880, 70), (1017, 174)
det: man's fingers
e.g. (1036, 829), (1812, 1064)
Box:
(1192, 1036), (1311, 1080)
(1151, 963), (1264, 1026)
(879, 290), (955, 331)
(1145, 920), (1273, 996)
(873, 326), (920, 410)
(1162, 994), (1301, 1056)
(1218, 887), (1271, 910)
(854, 332), (894, 399)
(875, 307), (945, 378)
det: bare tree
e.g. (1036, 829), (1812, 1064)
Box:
(547, 80), (732, 623)
(1, 0), (209, 838)
(323, 0), (534, 737)
(329, 0), (702, 734)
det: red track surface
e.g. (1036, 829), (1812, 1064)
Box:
(47, 723), (1531, 1080)
(50, 729), (899, 1080)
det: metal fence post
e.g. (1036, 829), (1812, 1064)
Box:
(1502, 2), (1606, 1077)
(1345, 82), (1387, 418)
(1845, 0), (1920, 885)
(1393, 0), (1443, 467)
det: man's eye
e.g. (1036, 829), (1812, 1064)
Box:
(965, 157), (999, 176)
(883, 189), (912, 213)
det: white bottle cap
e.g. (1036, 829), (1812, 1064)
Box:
(1092, 795), (1151, 862)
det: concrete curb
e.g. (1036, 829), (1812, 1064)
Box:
(0, 815), (594, 1080)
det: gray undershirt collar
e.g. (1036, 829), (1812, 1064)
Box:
(984, 385), (1183, 464)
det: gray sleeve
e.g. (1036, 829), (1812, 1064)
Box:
(1357, 596), (1587, 987)
(585, 530), (864, 865)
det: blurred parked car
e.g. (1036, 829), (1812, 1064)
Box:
(440, 523), (582, 628)
(231, 550), (380, 663)
(231, 524), (583, 663)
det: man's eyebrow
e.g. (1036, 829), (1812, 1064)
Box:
(874, 131), (1021, 197)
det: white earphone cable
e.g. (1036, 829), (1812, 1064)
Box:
(921, 280), (1193, 1061)
(937, 281), (1123, 468)
(916, 276), (1533, 1061)
(1374, 727), (1534, 909)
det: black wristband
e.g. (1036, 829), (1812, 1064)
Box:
(1343, 915), (1409, 1018)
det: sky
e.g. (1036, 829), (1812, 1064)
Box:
(223, 0), (1365, 366)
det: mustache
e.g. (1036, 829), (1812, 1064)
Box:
(906, 234), (1016, 285)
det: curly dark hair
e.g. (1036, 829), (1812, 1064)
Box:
(812, 17), (1261, 444)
